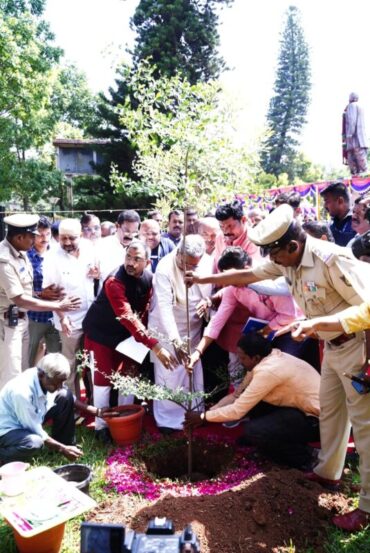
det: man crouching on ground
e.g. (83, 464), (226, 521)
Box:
(0, 352), (114, 463)
(185, 332), (320, 470)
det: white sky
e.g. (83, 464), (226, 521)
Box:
(44, 0), (370, 171)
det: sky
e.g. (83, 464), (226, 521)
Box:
(44, 0), (370, 171)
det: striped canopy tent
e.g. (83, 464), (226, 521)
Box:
(243, 177), (370, 218)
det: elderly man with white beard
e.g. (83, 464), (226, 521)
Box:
(149, 235), (212, 433)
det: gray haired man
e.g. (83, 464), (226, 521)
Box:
(149, 235), (212, 432)
(0, 353), (114, 463)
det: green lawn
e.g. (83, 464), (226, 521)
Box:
(0, 426), (114, 553)
(1, 428), (370, 553)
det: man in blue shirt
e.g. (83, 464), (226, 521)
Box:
(0, 353), (113, 463)
(27, 217), (62, 365)
(139, 219), (174, 272)
(162, 210), (184, 246)
(320, 181), (356, 247)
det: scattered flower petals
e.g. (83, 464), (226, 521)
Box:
(105, 434), (259, 500)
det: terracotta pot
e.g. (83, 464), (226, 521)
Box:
(13, 522), (65, 553)
(104, 404), (145, 446)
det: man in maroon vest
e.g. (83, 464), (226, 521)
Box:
(83, 240), (176, 441)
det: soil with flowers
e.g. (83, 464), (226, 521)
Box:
(87, 432), (354, 552)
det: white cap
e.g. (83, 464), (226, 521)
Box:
(59, 219), (81, 235)
(4, 214), (40, 234)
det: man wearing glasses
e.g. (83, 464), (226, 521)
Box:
(149, 235), (212, 433)
(98, 210), (141, 281)
(80, 212), (102, 242)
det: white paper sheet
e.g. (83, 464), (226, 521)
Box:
(115, 335), (150, 364)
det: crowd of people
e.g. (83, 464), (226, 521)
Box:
(1, 179), (370, 532)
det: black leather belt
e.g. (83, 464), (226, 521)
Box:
(328, 333), (355, 347)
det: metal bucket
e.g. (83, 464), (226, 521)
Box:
(53, 464), (92, 495)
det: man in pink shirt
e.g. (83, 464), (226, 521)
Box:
(190, 248), (320, 380)
(212, 201), (262, 373)
(214, 200), (260, 264)
(185, 332), (320, 470)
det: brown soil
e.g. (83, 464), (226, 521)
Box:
(137, 437), (235, 479)
(88, 464), (355, 552)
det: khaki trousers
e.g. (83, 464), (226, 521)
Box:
(28, 319), (61, 366)
(0, 318), (29, 390)
(315, 332), (370, 511)
(60, 329), (83, 396)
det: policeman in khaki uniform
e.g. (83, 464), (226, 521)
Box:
(186, 204), (370, 532)
(0, 214), (81, 390)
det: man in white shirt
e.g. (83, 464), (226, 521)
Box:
(43, 219), (96, 395)
(97, 210), (141, 282)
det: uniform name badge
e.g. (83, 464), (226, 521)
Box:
(303, 281), (317, 293)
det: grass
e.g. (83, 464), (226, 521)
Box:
(0, 426), (115, 553)
(1, 429), (370, 553)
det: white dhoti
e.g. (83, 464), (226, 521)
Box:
(153, 356), (204, 430)
(149, 251), (212, 430)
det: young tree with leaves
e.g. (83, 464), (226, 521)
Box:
(130, 0), (233, 84)
(110, 61), (259, 212)
(260, 6), (311, 180)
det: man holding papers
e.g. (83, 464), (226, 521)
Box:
(83, 240), (176, 442)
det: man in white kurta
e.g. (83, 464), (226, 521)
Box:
(149, 235), (211, 431)
(43, 219), (96, 395)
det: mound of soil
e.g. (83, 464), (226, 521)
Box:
(88, 465), (354, 552)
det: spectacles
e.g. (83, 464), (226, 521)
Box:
(82, 226), (100, 233)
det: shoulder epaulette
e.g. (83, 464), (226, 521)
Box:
(311, 246), (337, 266)
(0, 247), (10, 263)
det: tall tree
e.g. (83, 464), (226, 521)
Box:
(51, 62), (97, 131)
(130, 0), (233, 84)
(260, 5), (311, 180)
(0, 6), (97, 209)
(0, 9), (62, 204)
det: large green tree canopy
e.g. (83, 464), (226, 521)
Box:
(111, 60), (259, 211)
(0, 3), (95, 209)
(130, 0), (233, 84)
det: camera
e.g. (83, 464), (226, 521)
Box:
(351, 230), (370, 259)
(80, 517), (200, 553)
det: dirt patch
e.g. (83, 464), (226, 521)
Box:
(88, 465), (354, 552)
(137, 436), (235, 480)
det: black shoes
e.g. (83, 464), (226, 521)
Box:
(95, 428), (112, 444)
(158, 426), (177, 436)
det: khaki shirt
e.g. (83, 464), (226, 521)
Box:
(0, 239), (33, 316)
(252, 236), (370, 340)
